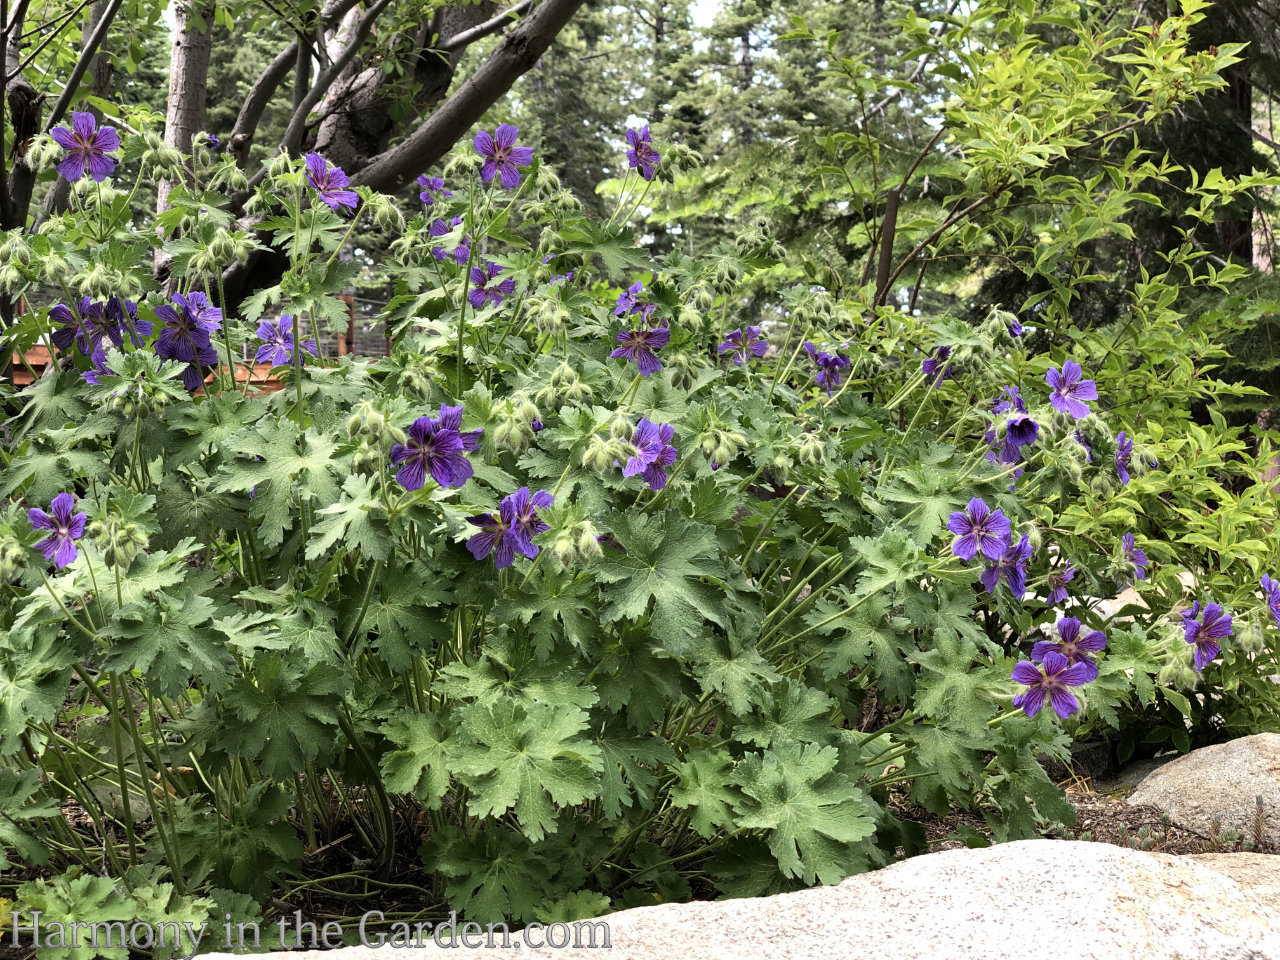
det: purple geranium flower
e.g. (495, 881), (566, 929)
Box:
(947, 497), (1012, 562)
(1032, 617), (1107, 683)
(1181, 601), (1231, 672)
(614, 280), (655, 320)
(255, 316), (317, 366)
(51, 112), (119, 182)
(28, 492), (88, 569)
(981, 534), (1033, 599)
(305, 153), (359, 211)
(171, 292), (222, 332)
(391, 404), (483, 491)
(1262, 574), (1280, 630)
(623, 418), (677, 491)
(475, 123), (534, 189)
(50, 298), (109, 355)
(104, 296), (150, 346)
(430, 216), (471, 264)
(1046, 560), (1076, 605)
(468, 262), (516, 309)
(466, 487), (554, 569)
(417, 175), (452, 206)
(154, 298), (220, 391)
(610, 326), (670, 376)
(1007, 316), (1025, 337)
(718, 326), (768, 365)
(531, 418), (544, 432)
(802, 342), (851, 397)
(1012, 651), (1092, 719)
(1122, 532), (1148, 582)
(922, 345), (952, 382)
(625, 125), (662, 181)
(1046, 360), (1098, 419)
(1115, 431), (1133, 485)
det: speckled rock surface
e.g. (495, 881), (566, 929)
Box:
(1128, 733), (1280, 845)
(200, 839), (1280, 959)
(1191, 853), (1280, 905)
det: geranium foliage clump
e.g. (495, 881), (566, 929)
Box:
(3, 0), (1280, 938)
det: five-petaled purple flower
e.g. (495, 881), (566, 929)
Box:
(430, 216), (471, 264)
(466, 487), (554, 569)
(256, 316), (317, 366)
(1122, 532), (1148, 582)
(1012, 651), (1092, 719)
(803, 342), (851, 397)
(1046, 360), (1098, 419)
(468, 262), (516, 309)
(615, 280), (656, 320)
(1182, 601), (1231, 672)
(391, 405), (483, 491)
(475, 123), (534, 189)
(625, 126), (662, 181)
(1262, 574), (1280, 631)
(719, 326), (768, 365)
(623, 418), (677, 491)
(611, 326), (670, 376)
(1033, 617), (1106, 683)
(922, 345), (952, 383)
(305, 153), (359, 212)
(28, 492), (88, 569)
(947, 497), (1012, 562)
(51, 112), (119, 182)
(981, 534), (1033, 599)
(1046, 560), (1076, 605)
(1115, 431), (1133, 485)
(154, 296), (221, 390)
(417, 175), (452, 206)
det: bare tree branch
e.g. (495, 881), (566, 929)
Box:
(354, 0), (587, 194)
(438, 0), (532, 54)
(227, 0), (368, 164)
(277, 0), (397, 156)
(42, 0), (122, 129)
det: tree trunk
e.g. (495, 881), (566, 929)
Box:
(158, 0), (217, 213)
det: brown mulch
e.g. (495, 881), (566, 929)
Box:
(894, 775), (1280, 857)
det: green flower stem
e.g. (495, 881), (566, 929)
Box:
(618, 176), (656, 230)
(759, 554), (864, 651)
(38, 570), (97, 638)
(107, 673), (140, 864)
(757, 552), (839, 634)
(342, 559), (384, 648)
(337, 707), (396, 873)
(766, 322), (809, 405)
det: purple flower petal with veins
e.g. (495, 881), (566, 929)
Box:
(1046, 360), (1098, 419)
(51, 112), (119, 182)
(474, 123), (534, 189)
(947, 497), (1012, 561)
(28, 492), (88, 569)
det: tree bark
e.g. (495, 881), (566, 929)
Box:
(158, 0), (216, 212)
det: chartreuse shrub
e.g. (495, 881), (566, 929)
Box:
(2, 0), (1280, 944)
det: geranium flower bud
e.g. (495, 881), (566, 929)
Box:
(797, 433), (825, 466)
(608, 410), (633, 439)
(0, 539), (25, 580)
(553, 532), (578, 567)
(43, 253), (71, 285)
(582, 435), (617, 472)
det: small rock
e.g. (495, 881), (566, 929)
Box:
(1128, 733), (1280, 845)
